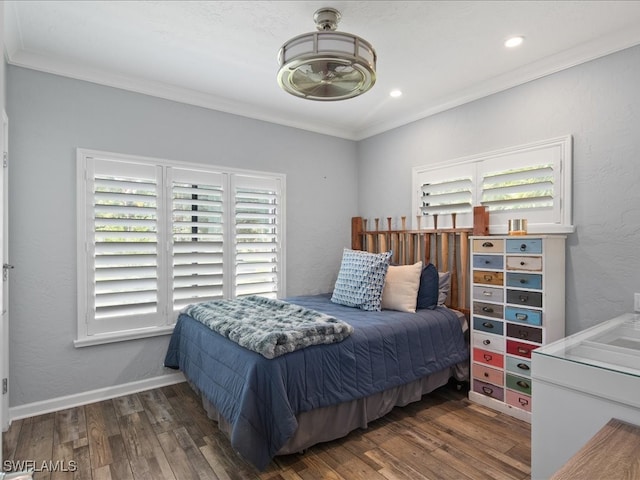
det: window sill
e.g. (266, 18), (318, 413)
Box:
(74, 324), (176, 348)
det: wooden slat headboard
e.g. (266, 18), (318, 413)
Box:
(352, 215), (472, 318)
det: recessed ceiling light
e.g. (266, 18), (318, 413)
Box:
(390, 89), (403, 98)
(505, 36), (524, 48)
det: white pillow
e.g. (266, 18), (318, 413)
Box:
(381, 261), (423, 313)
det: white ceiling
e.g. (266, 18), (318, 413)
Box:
(5, 1), (640, 140)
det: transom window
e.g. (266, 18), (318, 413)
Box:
(412, 136), (573, 234)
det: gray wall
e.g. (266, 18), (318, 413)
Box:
(358, 44), (640, 335)
(6, 66), (358, 406)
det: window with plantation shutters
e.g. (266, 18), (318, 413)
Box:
(232, 175), (282, 298)
(77, 149), (285, 347)
(87, 158), (165, 336)
(169, 168), (226, 311)
(412, 135), (573, 234)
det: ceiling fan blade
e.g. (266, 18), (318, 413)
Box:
(303, 81), (360, 98)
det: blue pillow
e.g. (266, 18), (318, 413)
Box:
(416, 263), (439, 309)
(331, 249), (392, 311)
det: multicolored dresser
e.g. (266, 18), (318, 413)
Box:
(468, 235), (565, 422)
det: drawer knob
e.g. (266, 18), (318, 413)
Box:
(483, 372), (489, 378)
(517, 347), (529, 355)
(517, 363), (530, 371)
(482, 242), (494, 248)
(519, 397), (529, 406)
(520, 244), (527, 251)
(483, 291), (492, 296)
(483, 354), (493, 361)
(520, 279), (526, 284)
(483, 339), (491, 345)
(482, 306), (494, 313)
(517, 380), (530, 389)
(482, 386), (494, 395)
(520, 261), (526, 266)
(518, 331), (529, 339)
(515, 313), (528, 320)
(482, 322), (494, 329)
(484, 274), (493, 281)
(519, 295), (529, 302)
(485, 260), (491, 264)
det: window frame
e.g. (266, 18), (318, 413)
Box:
(76, 148), (286, 347)
(411, 135), (573, 234)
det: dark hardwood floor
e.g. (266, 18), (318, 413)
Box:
(2, 381), (531, 480)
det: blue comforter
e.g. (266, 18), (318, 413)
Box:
(163, 293), (468, 470)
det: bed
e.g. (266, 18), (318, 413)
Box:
(164, 215), (472, 470)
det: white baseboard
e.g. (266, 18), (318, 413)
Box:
(8, 371), (186, 423)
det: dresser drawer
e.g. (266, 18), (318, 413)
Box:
(505, 306), (542, 326)
(474, 364), (504, 386)
(473, 347), (504, 368)
(473, 270), (504, 286)
(506, 255), (543, 272)
(473, 239), (504, 253)
(505, 389), (531, 412)
(506, 339), (538, 359)
(507, 289), (543, 308)
(473, 254), (504, 270)
(473, 285), (504, 303)
(506, 373), (532, 395)
(473, 379), (504, 401)
(506, 238), (542, 254)
(506, 356), (531, 377)
(506, 272), (542, 290)
(507, 323), (543, 344)
(473, 301), (504, 319)
(473, 331), (505, 353)
(473, 317), (504, 335)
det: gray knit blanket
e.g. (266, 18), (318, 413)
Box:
(183, 296), (354, 359)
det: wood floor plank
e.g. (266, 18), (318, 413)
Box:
(156, 430), (202, 480)
(72, 444), (92, 480)
(138, 389), (179, 435)
(284, 452), (346, 480)
(3, 381), (532, 480)
(117, 411), (161, 459)
(50, 441), (75, 480)
(92, 465), (112, 480)
(200, 443), (233, 480)
(113, 394), (144, 418)
(54, 407), (87, 445)
(403, 412), (529, 480)
(172, 426), (219, 478)
(364, 447), (432, 480)
(86, 404), (115, 469)
(13, 414), (54, 480)
(2, 417), (23, 461)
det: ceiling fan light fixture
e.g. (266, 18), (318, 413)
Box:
(277, 7), (377, 101)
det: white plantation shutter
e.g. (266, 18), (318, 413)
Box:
(481, 164), (554, 210)
(420, 176), (473, 216)
(414, 163), (475, 229)
(232, 175), (282, 298)
(77, 149), (285, 346)
(412, 136), (572, 234)
(85, 158), (166, 335)
(169, 168), (226, 311)
(477, 141), (564, 229)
